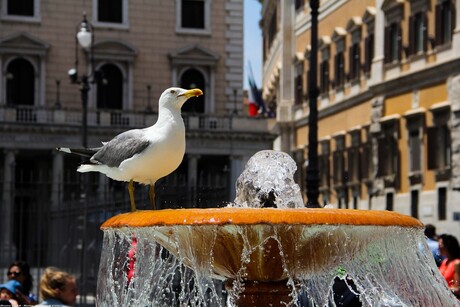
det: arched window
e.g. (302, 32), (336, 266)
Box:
(6, 58), (34, 105)
(180, 68), (205, 113)
(97, 63), (123, 109)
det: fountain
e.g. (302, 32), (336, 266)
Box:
(97, 151), (458, 306)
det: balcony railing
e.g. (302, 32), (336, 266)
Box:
(0, 105), (270, 133)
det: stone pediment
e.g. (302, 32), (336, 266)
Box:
(93, 39), (138, 62)
(362, 7), (376, 23)
(346, 17), (362, 32)
(169, 44), (220, 67)
(331, 28), (346, 42)
(0, 32), (50, 56)
(381, 0), (404, 12)
(318, 36), (331, 49)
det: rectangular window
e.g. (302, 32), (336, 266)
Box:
(436, 1), (454, 46)
(294, 63), (304, 105)
(386, 192), (394, 211)
(351, 43), (361, 81)
(333, 150), (345, 185)
(98, 0), (122, 23)
(320, 60), (329, 94)
(409, 12), (427, 55)
(319, 154), (330, 188)
(427, 125), (451, 170)
(438, 187), (447, 220)
(409, 129), (421, 172)
(182, 0), (205, 29)
(268, 10), (277, 49)
(360, 141), (371, 180)
(7, 0), (33, 16)
(295, 0), (304, 11)
(411, 190), (419, 218)
(348, 147), (360, 183)
(334, 52), (345, 88)
(364, 33), (374, 74)
(385, 23), (401, 63)
(378, 137), (398, 176)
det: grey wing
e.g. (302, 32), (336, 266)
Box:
(90, 130), (150, 167)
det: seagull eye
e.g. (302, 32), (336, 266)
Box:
(170, 90), (176, 94)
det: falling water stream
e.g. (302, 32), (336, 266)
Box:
(97, 151), (459, 306)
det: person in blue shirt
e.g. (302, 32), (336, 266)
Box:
(425, 224), (444, 266)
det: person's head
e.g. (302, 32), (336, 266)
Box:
(39, 267), (77, 306)
(439, 234), (460, 259)
(424, 224), (436, 239)
(7, 261), (33, 293)
(0, 280), (22, 300)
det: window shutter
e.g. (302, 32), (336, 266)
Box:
(398, 24), (403, 61)
(377, 138), (386, 176)
(423, 13), (428, 52)
(349, 46), (354, 79)
(409, 15), (415, 55)
(427, 126), (437, 170)
(361, 143), (369, 180)
(364, 36), (370, 73)
(334, 53), (339, 87)
(452, 2), (457, 32)
(384, 26), (390, 63)
(435, 4), (442, 46)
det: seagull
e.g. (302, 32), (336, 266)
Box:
(57, 87), (203, 212)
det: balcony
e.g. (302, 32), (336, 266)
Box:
(0, 105), (270, 133)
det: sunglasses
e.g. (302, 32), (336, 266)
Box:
(7, 271), (21, 277)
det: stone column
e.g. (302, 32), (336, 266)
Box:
(449, 75), (460, 189)
(369, 0), (385, 86)
(188, 155), (200, 207)
(1, 150), (16, 265)
(453, 0), (460, 52)
(277, 0), (295, 152)
(229, 156), (243, 200)
(98, 173), (109, 201)
(51, 151), (64, 210)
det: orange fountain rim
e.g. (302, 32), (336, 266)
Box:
(101, 208), (423, 229)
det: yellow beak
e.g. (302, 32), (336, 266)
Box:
(179, 88), (203, 98)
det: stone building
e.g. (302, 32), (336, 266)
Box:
(262, 0), (460, 234)
(0, 0), (273, 298)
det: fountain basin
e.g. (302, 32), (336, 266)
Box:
(98, 208), (459, 306)
(101, 208), (422, 282)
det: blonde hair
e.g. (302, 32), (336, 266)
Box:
(39, 267), (75, 301)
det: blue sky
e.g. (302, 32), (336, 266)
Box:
(243, 0), (262, 90)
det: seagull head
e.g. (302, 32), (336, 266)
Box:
(159, 87), (203, 110)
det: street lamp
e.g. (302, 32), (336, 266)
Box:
(305, 0), (321, 208)
(67, 13), (96, 304)
(68, 12), (95, 148)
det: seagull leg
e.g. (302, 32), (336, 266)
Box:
(149, 184), (156, 210)
(128, 180), (136, 212)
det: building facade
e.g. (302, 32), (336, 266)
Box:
(262, 0), (460, 235)
(0, 0), (274, 299)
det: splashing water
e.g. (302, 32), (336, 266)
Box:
(97, 224), (457, 306)
(97, 150), (459, 306)
(232, 150), (304, 208)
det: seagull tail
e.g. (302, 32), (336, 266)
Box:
(56, 147), (98, 158)
(77, 164), (95, 173)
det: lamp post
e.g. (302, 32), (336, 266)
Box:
(306, 0), (321, 208)
(67, 13), (95, 304)
(68, 12), (94, 148)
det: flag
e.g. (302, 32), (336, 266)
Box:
(248, 62), (267, 116)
